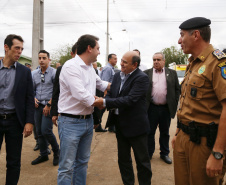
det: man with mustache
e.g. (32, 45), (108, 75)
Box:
(172, 17), (226, 185)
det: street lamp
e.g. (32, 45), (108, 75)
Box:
(106, 29), (127, 63)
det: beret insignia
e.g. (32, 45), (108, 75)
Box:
(213, 49), (226, 60)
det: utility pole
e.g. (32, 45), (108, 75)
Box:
(32, 0), (44, 70)
(105, 0), (109, 63)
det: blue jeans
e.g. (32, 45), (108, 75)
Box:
(57, 115), (93, 185)
(35, 105), (59, 156)
(0, 115), (23, 185)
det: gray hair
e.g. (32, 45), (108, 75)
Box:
(153, 52), (165, 60)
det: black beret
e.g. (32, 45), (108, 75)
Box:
(179, 17), (211, 30)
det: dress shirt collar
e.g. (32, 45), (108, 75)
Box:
(76, 55), (93, 69)
(107, 62), (114, 69)
(38, 66), (51, 74)
(154, 67), (164, 73)
(120, 68), (137, 80)
(0, 59), (17, 69)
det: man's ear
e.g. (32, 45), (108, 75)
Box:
(133, 62), (138, 68)
(87, 45), (92, 53)
(4, 44), (9, 52)
(193, 30), (201, 41)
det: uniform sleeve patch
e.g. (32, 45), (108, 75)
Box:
(220, 66), (226, 79)
(218, 61), (226, 68)
(212, 49), (226, 60)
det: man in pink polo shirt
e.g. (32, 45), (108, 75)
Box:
(144, 52), (180, 164)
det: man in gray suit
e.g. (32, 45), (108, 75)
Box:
(144, 52), (180, 164)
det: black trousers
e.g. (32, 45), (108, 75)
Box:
(0, 115), (23, 185)
(147, 103), (171, 157)
(115, 116), (152, 185)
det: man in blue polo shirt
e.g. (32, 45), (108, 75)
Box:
(31, 50), (59, 166)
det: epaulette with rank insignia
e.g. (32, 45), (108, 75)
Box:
(212, 49), (226, 60)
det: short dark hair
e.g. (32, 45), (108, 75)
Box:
(108, 53), (116, 61)
(223, 49), (226, 54)
(4, 34), (24, 49)
(25, 63), (31, 66)
(38, 50), (50, 58)
(76, 34), (99, 55)
(71, 42), (78, 54)
(132, 55), (140, 68)
(133, 49), (140, 56)
(188, 26), (211, 42)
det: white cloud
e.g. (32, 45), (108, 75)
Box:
(0, 0), (226, 69)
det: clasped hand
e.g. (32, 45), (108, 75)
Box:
(92, 96), (105, 109)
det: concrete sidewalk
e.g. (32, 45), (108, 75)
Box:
(0, 112), (176, 185)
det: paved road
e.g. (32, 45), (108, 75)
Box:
(0, 112), (177, 185)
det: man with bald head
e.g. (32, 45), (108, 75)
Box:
(93, 51), (152, 185)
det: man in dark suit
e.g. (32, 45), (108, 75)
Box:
(144, 52), (180, 164)
(92, 62), (105, 130)
(93, 51), (152, 185)
(0, 34), (35, 185)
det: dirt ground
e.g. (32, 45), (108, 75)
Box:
(0, 112), (222, 185)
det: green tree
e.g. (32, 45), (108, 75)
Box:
(51, 44), (73, 67)
(162, 46), (189, 67)
(97, 62), (102, 67)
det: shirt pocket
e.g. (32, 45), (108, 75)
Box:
(188, 75), (205, 100)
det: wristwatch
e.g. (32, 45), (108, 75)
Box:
(47, 103), (51, 107)
(211, 151), (223, 160)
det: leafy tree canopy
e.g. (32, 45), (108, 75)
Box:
(51, 44), (73, 67)
(161, 46), (189, 67)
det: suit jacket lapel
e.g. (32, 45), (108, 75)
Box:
(165, 67), (170, 85)
(13, 63), (22, 94)
(110, 73), (121, 97)
(119, 69), (139, 95)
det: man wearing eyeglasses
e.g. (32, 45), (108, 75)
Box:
(31, 50), (60, 166)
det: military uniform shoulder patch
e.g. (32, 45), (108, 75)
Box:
(218, 61), (226, 68)
(220, 66), (226, 79)
(212, 49), (226, 60)
(217, 60), (226, 79)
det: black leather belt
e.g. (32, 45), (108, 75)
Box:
(179, 122), (209, 137)
(61, 113), (91, 119)
(151, 103), (167, 107)
(0, 113), (16, 120)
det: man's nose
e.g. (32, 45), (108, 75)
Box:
(178, 37), (182, 44)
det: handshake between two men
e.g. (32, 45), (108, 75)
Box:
(92, 96), (105, 110)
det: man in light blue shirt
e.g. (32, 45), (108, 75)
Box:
(98, 53), (117, 132)
(31, 50), (60, 166)
(100, 53), (117, 83)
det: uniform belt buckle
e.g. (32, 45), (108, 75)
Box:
(84, 115), (86, 119)
(3, 115), (7, 119)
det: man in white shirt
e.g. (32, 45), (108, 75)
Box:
(57, 34), (110, 185)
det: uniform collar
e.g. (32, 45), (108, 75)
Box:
(188, 44), (214, 63)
